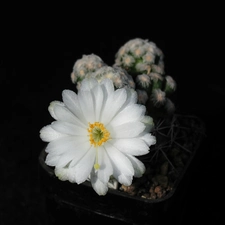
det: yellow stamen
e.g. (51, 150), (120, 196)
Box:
(94, 163), (100, 170)
(94, 148), (100, 170)
(88, 122), (110, 147)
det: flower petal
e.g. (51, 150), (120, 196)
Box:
(91, 84), (105, 122)
(53, 103), (87, 129)
(119, 88), (138, 111)
(126, 154), (146, 177)
(56, 141), (90, 168)
(78, 89), (95, 123)
(48, 101), (65, 120)
(55, 166), (73, 182)
(55, 145), (95, 184)
(69, 141), (91, 167)
(45, 154), (61, 167)
(117, 174), (133, 186)
(80, 77), (98, 91)
(101, 88), (127, 125)
(100, 78), (114, 95)
(139, 133), (156, 146)
(72, 146), (96, 184)
(110, 104), (145, 127)
(95, 146), (113, 183)
(62, 90), (87, 125)
(40, 125), (66, 142)
(51, 121), (87, 136)
(141, 115), (154, 132)
(45, 137), (90, 168)
(109, 138), (149, 156)
(109, 121), (145, 138)
(104, 142), (134, 183)
(45, 135), (87, 155)
(125, 88), (138, 105)
(90, 170), (108, 196)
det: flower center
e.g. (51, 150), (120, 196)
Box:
(88, 122), (110, 147)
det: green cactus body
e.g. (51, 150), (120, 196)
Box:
(114, 38), (164, 77)
(114, 38), (176, 119)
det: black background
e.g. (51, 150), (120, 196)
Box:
(0, 6), (224, 225)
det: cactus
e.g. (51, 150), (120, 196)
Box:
(68, 38), (205, 198)
(114, 38), (177, 119)
(71, 53), (136, 91)
(71, 54), (106, 90)
(70, 38), (177, 120)
(114, 38), (164, 76)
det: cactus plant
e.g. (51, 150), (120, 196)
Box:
(71, 54), (135, 91)
(71, 54), (106, 90)
(70, 38), (177, 121)
(114, 38), (164, 76)
(113, 38), (177, 119)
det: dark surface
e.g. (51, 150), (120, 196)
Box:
(1, 18), (224, 224)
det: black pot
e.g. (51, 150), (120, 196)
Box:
(38, 115), (205, 225)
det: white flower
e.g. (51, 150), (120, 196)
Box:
(40, 78), (156, 196)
